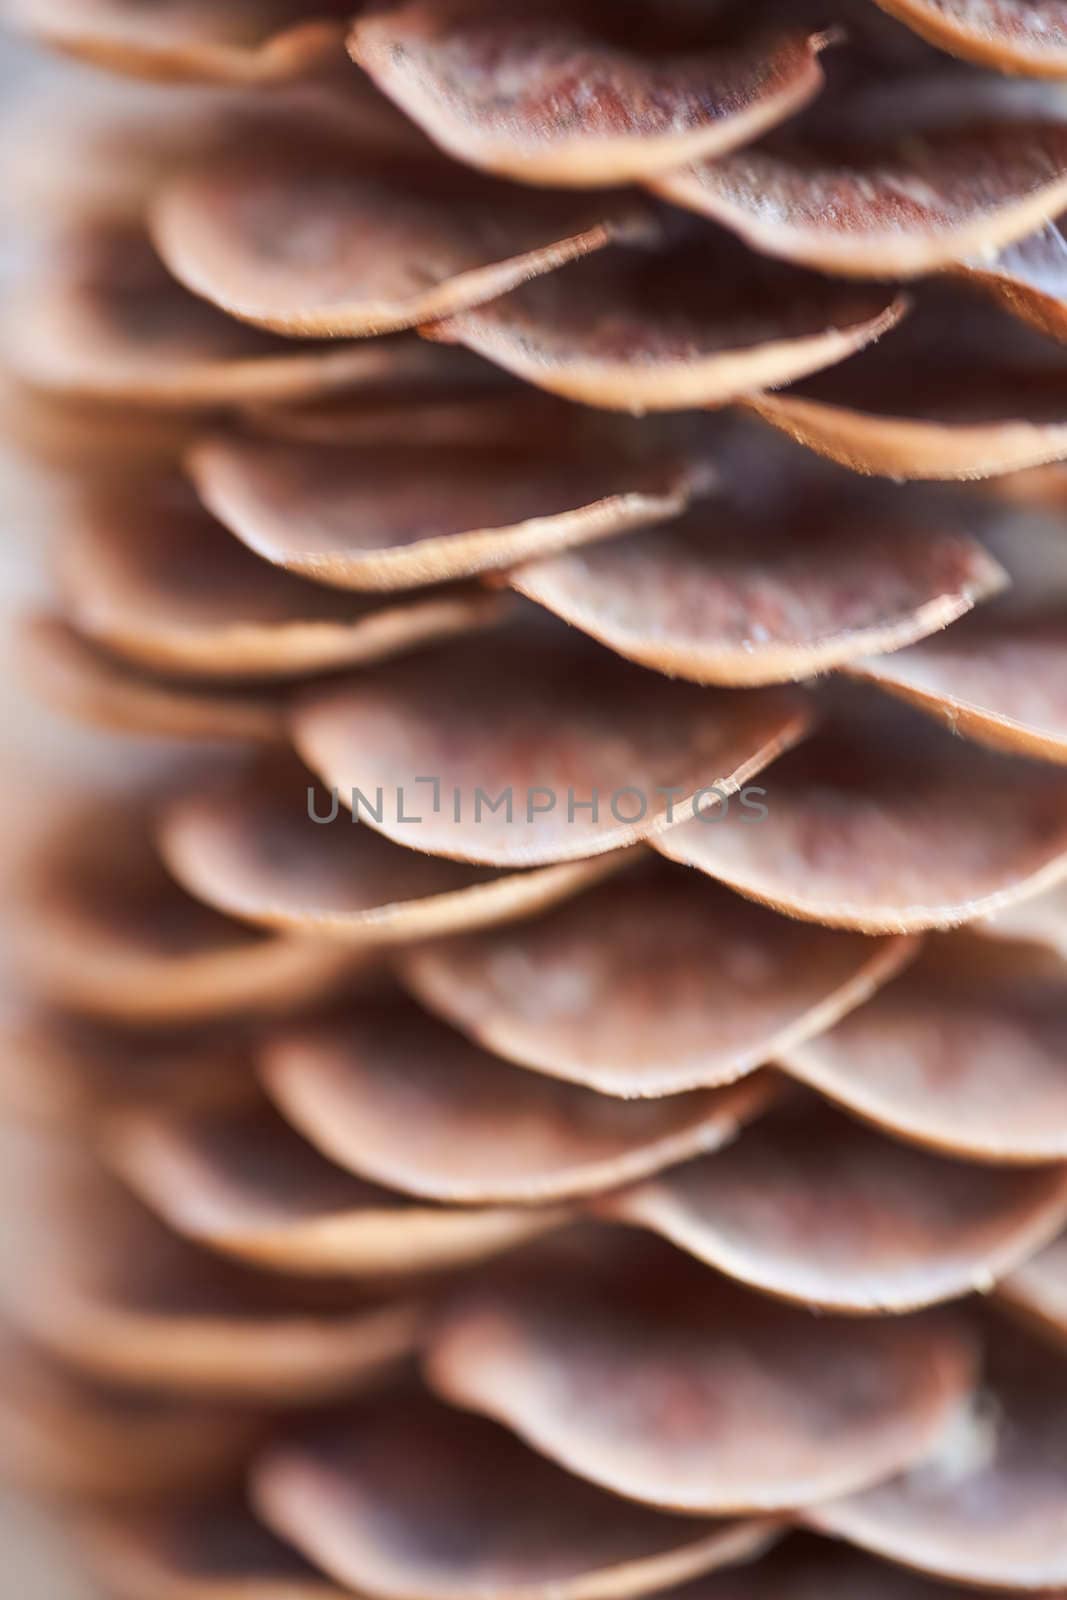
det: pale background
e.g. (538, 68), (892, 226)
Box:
(1, 26), (113, 1598)
(0, 383), (108, 1600)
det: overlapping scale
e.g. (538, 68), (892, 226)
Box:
(158, 760), (622, 943)
(348, 1), (833, 187)
(808, 1316), (1067, 1589)
(511, 499), (1005, 686)
(20, 614), (289, 742)
(0, 1009), (256, 1132)
(153, 151), (651, 337)
(0, 370), (202, 475)
(747, 289), (1067, 479)
(253, 1388), (780, 1600)
(293, 622), (811, 865)
(851, 612), (1067, 760)
(425, 235), (908, 413)
(0, 1145), (421, 1401)
(104, 1097), (571, 1277)
(56, 473), (505, 679)
(81, 1502), (342, 1600)
(599, 1095), (1067, 1312)
(957, 217), (1067, 341)
(189, 425), (703, 591)
(655, 111), (1067, 280)
(781, 936), (1067, 1162)
(0, 1326), (260, 1502)
(259, 999), (778, 1202)
(653, 697), (1067, 931)
(14, 793), (360, 1022)
(398, 864), (916, 1095)
(167, 1516), (1046, 1600)
(3, 0), (353, 83)
(3, 225), (482, 408)
(870, 0), (1067, 77)
(422, 1231), (978, 1513)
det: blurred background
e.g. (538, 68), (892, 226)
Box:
(1, 27), (109, 1598)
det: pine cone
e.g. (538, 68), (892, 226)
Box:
(5, 3), (1067, 1598)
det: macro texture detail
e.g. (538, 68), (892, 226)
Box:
(4, 2), (1067, 1598)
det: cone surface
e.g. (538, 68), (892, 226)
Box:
(6, 3), (1067, 1598)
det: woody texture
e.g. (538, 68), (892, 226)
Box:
(4, 2), (1067, 1597)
